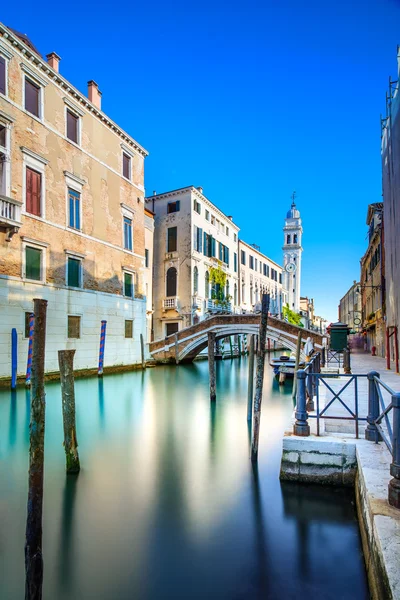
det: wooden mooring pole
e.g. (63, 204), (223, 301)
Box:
(25, 298), (48, 600)
(247, 335), (255, 421)
(251, 294), (270, 462)
(58, 350), (80, 474)
(208, 332), (216, 402)
(140, 333), (146, 369)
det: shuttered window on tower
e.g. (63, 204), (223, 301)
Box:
(0, 57), (5, 95)
(26, 167), (42, 216)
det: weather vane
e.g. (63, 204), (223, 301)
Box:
(291, 190), (297, 203)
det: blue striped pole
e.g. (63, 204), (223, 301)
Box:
(11, 328), (17, 390)
(26, 313), (35, 387)
(98, 320), (107, 376)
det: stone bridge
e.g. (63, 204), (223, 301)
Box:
(149, 315), (326, 363)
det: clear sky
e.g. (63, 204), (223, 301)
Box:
(2, 0), (400, 322)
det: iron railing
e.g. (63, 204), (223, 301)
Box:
(293, 353), (400, 509)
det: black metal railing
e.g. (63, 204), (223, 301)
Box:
(293, 354), (400, 509)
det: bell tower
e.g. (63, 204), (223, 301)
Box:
(283, 192), (303, 313)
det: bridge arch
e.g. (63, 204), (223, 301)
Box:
(178, 324), (302, 362)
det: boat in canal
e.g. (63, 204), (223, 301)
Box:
(270, 353), (304, 377)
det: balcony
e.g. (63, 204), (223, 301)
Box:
(207, 299), (232, 314)
(165, 251), (179, 261)
(163, 297), (178, 310)
(0, 195), (22, 241)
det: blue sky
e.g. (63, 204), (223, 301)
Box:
(2, 0), (399, 322)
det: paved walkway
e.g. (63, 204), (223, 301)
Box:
(314, 350), (400, 437)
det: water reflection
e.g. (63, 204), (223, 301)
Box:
(0, 356), (369, 600)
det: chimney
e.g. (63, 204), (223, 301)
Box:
(153, 190), (157, 196)
(228, 215), (233, 221)
(87, 80), (102, 110)
(46, 52), (61, 73)
(197, 186), (203, 194)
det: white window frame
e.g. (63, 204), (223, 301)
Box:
(21, 237), (48, 283)
(21, 147), (48, 218)
(121, 144), (135, 182)
(67, 314), (82, 339)
(0, 42), (13, 98)
(21, 63), (47, 121)
(121, 204), (135, 252)
(64, 171), (84, 231)
(64, 99), (83, 147)
(122, 267), (135, 298)
(0, 112), (12, 197)
(65, 250), (85, 289)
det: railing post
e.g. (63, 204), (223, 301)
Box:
(388, 392), (400, 509)
(321, 346), (326, 368)
(343, 348), (351, 374)
(293, 370), (310, 436)
(365, 371), (382, 442)
(306, 365), (314, 412)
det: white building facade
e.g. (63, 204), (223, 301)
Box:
(238, 240), (287, 316)
(282, 201), (303, 312)
(146, 186), (240, 340)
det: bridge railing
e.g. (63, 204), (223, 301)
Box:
(293, 355), (400, 509)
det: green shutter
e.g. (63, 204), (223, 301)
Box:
(68, 258), (81, 287)
(26, 247), (41, 281)
(124, 273), (133, 297)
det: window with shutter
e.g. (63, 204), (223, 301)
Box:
(166, 267), (177, 297)
(68, 189), (81, 230)
(167, 227), (177, 252)
(25, 78), (40, 117)
(25, 246), (42, 281)
(167, 201), (180, 213)
(0, 57), (5, 95)
(124, 217), (133, 250)
(125, 320), (133, 338)
(123, 153), (131, 179)
(68, 316), (81, 339)
(66, 110), (79, 144)
(145, 249), (149, 268)
(67, 257), (81, 287)
(26, 168), (42, 216)
(124, 272), (133, 297)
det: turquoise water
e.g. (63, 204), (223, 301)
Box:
(0, 357), (368, 599)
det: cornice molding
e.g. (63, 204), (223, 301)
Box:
(0, 40), (13, 59)
(20, 146), (49, 165)
(64, 170), (85, 186)
(0, 23), (148, 157)
(20, 62), (48, 87)
(63, 97), (85, 117)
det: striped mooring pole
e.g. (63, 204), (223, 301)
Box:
(26, 313), (35, 387)
(98, 320), (107, 377)
(11, 328), (17, 390)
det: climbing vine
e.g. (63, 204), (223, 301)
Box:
(209, 266), (227, 287)
(283, 303), (304, 327)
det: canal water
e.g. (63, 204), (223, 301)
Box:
(0, 356), (369, 599)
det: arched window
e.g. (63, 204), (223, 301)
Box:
(205, 271), (209, 298)
(234, 284), (237, 306)
(287, 234), (291, 244)
(242, 281), (245, 303)
(166, 267), (177, 297)
(226, 279), (230, 300)
(293, 234), (298, 244)
(193, 266), (198, 294)
(250, 284), (254, 305)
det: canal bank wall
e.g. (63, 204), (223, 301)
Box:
(280, 434), (400, 599)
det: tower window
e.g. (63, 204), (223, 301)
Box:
(294, 234), (298, 244)
(287, 234), (291, 244)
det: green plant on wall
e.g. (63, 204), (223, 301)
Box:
(283, 303), (304, 327)
(210, 266), (228, 306)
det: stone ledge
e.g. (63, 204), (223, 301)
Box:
(280, 432), (400, 599)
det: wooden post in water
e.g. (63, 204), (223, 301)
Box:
(251, 294), (270, 462)
(247, 335), (255, 421)
(229, 336), (233, 358)
(208, 332), (216, 402)
(174, 333), (179, 365)
(279, 371), (286, 385)
(140, 333), (145, 369)
(292, 331), (303, 399)
(58, 350), (80, 474)
(25, 298), (48, 600)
